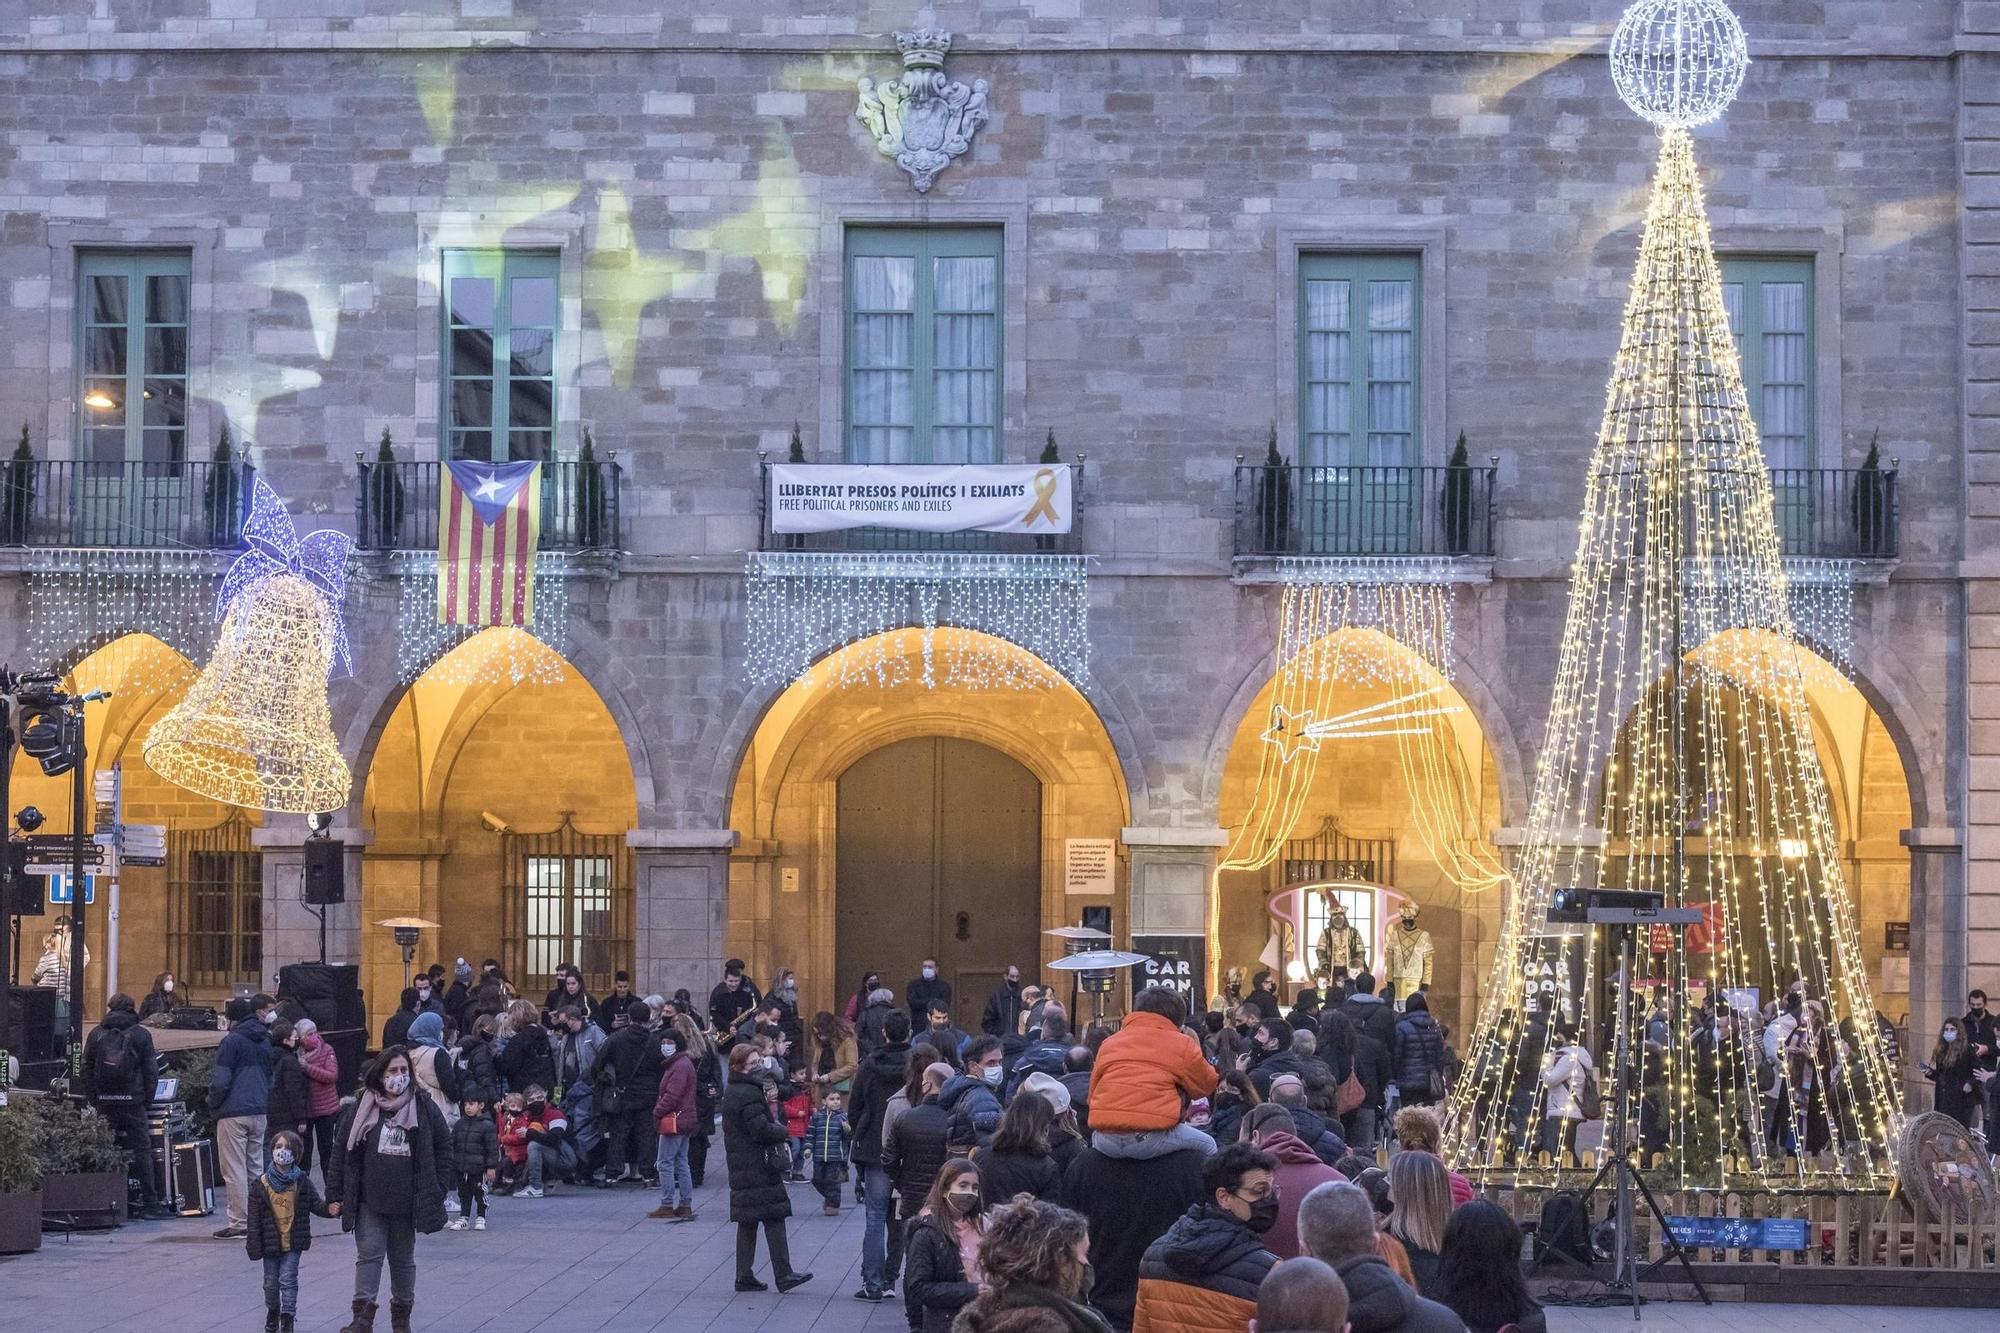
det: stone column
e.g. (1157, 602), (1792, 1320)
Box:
(1903, 826), (1964, 1094)
(254, 816), (369, 987)
(1122, 826), (1227, 1005)
(630, 829), (738, 1003)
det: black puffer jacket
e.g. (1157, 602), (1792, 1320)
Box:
(451, 1113), (501, 1176)
(905, 1212), (981, 1333)
(1283, 1105), (1348, 1165)
(494, 1025), (557, 1096)
(1391, 1013), (1446, 1096)
(456, 1035), (501, 1105)
(848, 1041), (912, 1167)
(856, 998), (897, 1057)
(976, 1146), (1062, 1207)
(722, 1074), (792, 1223)
(1333, 1253), (1465, 1333)
(327, 1096), (453, 1234)
(1246, 1048), (1310, 1099)
(244, 1172), (330, 1259)
(1136, 1203), (1278, 1305)
(883, 1096), (954, 1204)
(264, 1044), (309, 1132)
(593, 1023), (662, 1103)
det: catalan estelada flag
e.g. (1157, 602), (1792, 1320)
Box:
(439, 458), (540, 626)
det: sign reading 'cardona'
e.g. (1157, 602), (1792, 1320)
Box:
(769, 463), (1073, 534)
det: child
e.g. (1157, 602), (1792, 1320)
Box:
(449, 1094), (501, 1231)
(1087, 984), (1219, 1158)
(783, 1082), (813, 1182)
(245, 1129), (331, 1333)
(807, 1089), (851, 1215)
(496, 1090), (531, 1194)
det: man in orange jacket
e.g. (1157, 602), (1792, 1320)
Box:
(1089, 986), (1220, 1159)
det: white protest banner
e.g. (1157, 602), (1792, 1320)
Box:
(769, 464), (1073, 535)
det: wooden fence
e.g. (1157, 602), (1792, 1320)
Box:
(1483, 1184), (1999, 1272)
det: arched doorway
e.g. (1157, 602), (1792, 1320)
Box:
(730, 630), (1130, 1022)
(358, 628), (637, 1030)
(1213, 628), (1506, 1038)
(836, 736), (1041, 1033)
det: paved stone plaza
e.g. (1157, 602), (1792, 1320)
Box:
(2, 1176), (1989, 1333)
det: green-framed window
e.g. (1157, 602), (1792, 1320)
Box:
(441, 250), (558, 462)
(1720, 257), (1814, 471)
(844, 226), (1001, 463)
(77, 251), (192, 467)
(1299, 254), (1420, 468)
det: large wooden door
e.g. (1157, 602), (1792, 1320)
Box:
(837, 736), (1041, 1033)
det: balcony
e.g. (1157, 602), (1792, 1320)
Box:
(1769, 466), (1897, 561)
(1234, 462), (1497, 559)
(354, 458), (623, 552)
(757, 461), (1087, 555)
(0, 459), (255, 549)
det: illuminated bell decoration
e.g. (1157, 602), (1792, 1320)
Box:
(144, 479), (354, 814)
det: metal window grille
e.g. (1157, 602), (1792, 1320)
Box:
(166, 812), (262, 989)
(1280, 816), (1400, 966)
(501, 814), (633, 999)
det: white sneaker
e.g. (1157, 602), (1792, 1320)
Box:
(473, 1215), (487, 1230)
(518, 1186), (544, 1198)
(447, 1218), (469, 1231)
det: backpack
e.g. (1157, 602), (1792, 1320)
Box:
(1535, 1188), (1592, 1267)
(91, 1024), (144, 1100)
(1575, 1065), (1603, 1121)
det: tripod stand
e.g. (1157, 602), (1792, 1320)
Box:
(1573, 919), (1711, 1319)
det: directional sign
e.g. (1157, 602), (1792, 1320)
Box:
(47, 873), (97, 906)
(23, 834), (106, 877)
(120, 823), (167, 868)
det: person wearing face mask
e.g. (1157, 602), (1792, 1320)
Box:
(1964, 989), (1999, 1133)
(327, 1046), (454, 1333)
(590, 1000), (663, 1187)
(551, 1005), (607, 1180)
(210, 995), (278, 1239)
(648, 1021), (700, 1219)
(906, 958), (953, 1029)
(1923, 1017), (1987, 1128)
(295, 1019), (343, 1185)
(140, 970), (178, 1019)
(381, 988), (421, 1052)
(938, 1035), (1008, 1150)
(956, 1199), (1114, 1333)
(1242, 1104), (1341, 1261)
(411, 972), (443, 1018)
(847, 971), (883, 1026)
(721, 1042), (813, 1292)
(904, 1160), (989, 1333)
(245, 1129), (334, 1333)
(983, 964), (1027, 1038)
(1130, 1144), (1281, 1333)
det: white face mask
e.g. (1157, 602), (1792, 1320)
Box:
(383, 1073), (411, 1095)
(272, 1147), (294, 1167)
(981, 1065), (1004, 1086)
(660, 1042), (677, 1059)
(922, 967), (937, 980)
(1944, 1027), (1960, 1042)
(163, 980), (174, 993)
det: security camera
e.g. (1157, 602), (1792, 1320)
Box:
(14, 806), (45, 833)
(480, 811), (510, 834)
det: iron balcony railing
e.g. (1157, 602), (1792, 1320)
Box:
(1234, 461), (1498, 558)
(757, 461), (1086, 554)
(0, 458), (256, 548)
(354, 458), (623, 551)
(1768, 466), (1897, 560)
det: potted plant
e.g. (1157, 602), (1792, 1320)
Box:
(1850, 429), (1888, 556)
(1040, 428), (1060, 465)
(1441, 430), (1474, 554)
(203, 422), (244, 545)
(366, 427), (406, 547)
(29, 1094), (129, 1229)
(0, 1100), (43, 1253)
(2, 422), (34, 545)
(575, 429), (608, 547)
(1253, 425), (1292, 551)
(788, 421), (807, 464)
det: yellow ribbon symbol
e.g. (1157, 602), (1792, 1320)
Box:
(1021, 467), (1062, 528)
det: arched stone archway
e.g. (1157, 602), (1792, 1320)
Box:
(725, 631), (1131, 1021)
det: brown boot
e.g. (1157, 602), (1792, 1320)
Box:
(339, 1301), (376, 1333)
(672, 1203), (696, 1222)
(389, 1300), (413, 1333)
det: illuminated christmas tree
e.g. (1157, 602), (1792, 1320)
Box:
(1444, 0), (1902, 1188)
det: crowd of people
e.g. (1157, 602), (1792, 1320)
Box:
(72, 947), (2000, 1333)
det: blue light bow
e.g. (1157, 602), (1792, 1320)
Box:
(216, 477), (355, 676)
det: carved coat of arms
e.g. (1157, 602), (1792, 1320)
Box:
(856, 29), (989, 193)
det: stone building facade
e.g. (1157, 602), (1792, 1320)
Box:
(0, 3), (1987, 1086)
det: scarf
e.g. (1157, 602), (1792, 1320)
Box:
(346, 1085), (419, 1152)
(264, 1157), (302, 1190)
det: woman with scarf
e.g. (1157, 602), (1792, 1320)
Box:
(904, 1158), (989, 1333)
(404, 1011), (461, 1127)
(246, 1128), (334, 1333)
(295, 1019), (342, 1184)
(327, 1046), (453, 1333)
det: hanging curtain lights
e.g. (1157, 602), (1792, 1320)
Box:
(23, 549), (216, 689)
(1443, 116), (1902, 1192)
(1276, 557), (1456, 684)
(743, 550), (1090, 690)
(391, 549), (571, 686)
